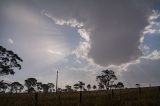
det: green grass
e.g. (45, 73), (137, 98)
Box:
(0, 86), (160, 106)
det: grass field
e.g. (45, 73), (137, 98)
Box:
(0, 86), (160, 106)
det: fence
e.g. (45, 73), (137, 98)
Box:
(0, 86), (160, 106)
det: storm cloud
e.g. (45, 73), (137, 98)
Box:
(35, 0), (153, 66)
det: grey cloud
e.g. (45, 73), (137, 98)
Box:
(86, 1), (152, 66)
(121, 59), (160, 87)
(35, 0), (153, 66)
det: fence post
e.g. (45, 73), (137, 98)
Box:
(79, 91), (82, 104)
(59, 93), (62, 106)
(111, 89), (114, 98)
(138, 87), (141, 94)
(158, 87), (160, 96)
(35, 92), (38, 106)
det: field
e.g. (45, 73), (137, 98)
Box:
(0, 86), (160, 106)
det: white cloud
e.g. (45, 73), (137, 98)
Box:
(44, 12), (90, 42)
(75, 59), (82, 64)
(78, 29), (90, 42)
(8, 38), (14, 44)
(142, 10), (160, 37)
(148, 10), (160, 21)
(139, 44), (150, 55)
(139, 10), (160, 61)
(107, 59), (141, 74)
(72, 42), (90, 58)
(47, 49), (62, 55)
(142, 50), (160, 60)
(44, 12), (83, 28)
(44, 12), (93, 65)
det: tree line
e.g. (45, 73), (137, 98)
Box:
(0, 45), (124, 94)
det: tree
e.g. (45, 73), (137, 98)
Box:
(47, 83), (55, 92)
(78, 81), (85, 91)
(83, 88), (87, 91)
(57, 88), (62, 92)
(28, 87), (36, 93)
(41, 84), (49, 93)
(25, 78), (37, 93)
(136, 84), (140, 88)
(74, 81), (85, 91)
(87, 84), (91, 91)
(109, 84), (117, 89)
(65, 85), (72, 92)
(10, 82), (24, 93)
(116, 82), (124, 89)
(0, 80), (8, 93)
(98, 83), (104, 90)
(93, 85), (97, 90)
(73, 83), (79, 91)
(96, 69), (117, 90)
(0, 46), (23, 76)
(36, 82), (42, 92)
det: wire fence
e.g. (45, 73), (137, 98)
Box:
(0, 86), (160, 106)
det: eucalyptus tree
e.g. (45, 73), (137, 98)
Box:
(93, 85), (97, 90)
(36, 82), (42, 92)
(41, 84), (49, 93)
(0, 80), (8, 93)
(0, 46), (23, 76)
(65, 85), (72, 92)
(78, 81), (85, 91)
(47, 83), (55, 92)
(96, 69), (117, 90)
(136, 83), (140, 88)
(98, 83), (104, 90)
(10, 82), (24, 93)
(117, 82), (124, 89)
(74, 81), (85, 91)
(73, 83), (79, 91)
(25, 78), (37, 93)
(87, 84), (91, 91)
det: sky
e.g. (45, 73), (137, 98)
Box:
(0, 0), (160, 88)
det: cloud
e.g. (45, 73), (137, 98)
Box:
(0, 1), (80, 84)
(108, 8), (160, 87)
(140, 10), (160, 60)
(8, 38), (14, 44)
(1, 0), (159, 88)
(121, 59), (160, 87)
(47, 49), (62, 55)
(87, 1), (152, 66)
(44, 12), (92, 63)
(142, 10), (160, 35)
(72, 42), (90, 58)
(142, 50), (160, 60)
(36, 0), (153, 66)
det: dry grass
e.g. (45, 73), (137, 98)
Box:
(0, 86), (160, 106)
